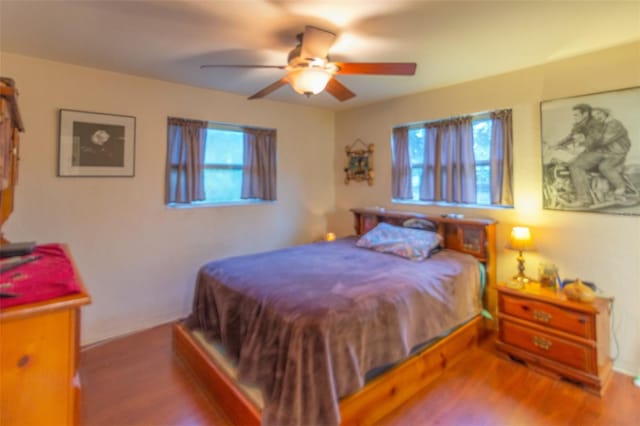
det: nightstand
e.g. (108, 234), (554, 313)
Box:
(495, 283), (612, 395)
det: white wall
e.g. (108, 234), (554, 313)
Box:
(331, 42), (640, 375)
(1, 52), (336, 345)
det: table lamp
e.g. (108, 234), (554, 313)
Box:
(506, 226), (535, 285)
(324, 232), (336, 242)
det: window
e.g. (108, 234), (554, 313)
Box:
(166, 118), (276, 205)
(394, 110), (513, 207)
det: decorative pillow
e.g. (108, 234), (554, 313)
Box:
(403, 218), (437, 232)
(356, 222), (442, 261)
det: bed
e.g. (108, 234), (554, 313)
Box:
(173, 208), (497, 425)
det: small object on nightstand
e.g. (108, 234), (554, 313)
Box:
(506, 279), (525, 290)
(563, 278), (596, 303)
(538, 262), (558, 289)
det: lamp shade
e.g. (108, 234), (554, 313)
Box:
(288, 67), (331, 96)
(507, 226), (534, 251)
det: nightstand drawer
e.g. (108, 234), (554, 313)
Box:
(500, 293), (594, 338)
(500, 320), (596, 373)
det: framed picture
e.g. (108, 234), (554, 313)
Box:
(540, 86), (640, 215)
(344, 139), (374, 186)
(58, 109), (135, 177)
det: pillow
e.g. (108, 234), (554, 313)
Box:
(403, 218), (437, 232)
(356, 222), (442, 261)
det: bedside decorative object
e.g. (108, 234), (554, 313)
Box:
(506, 226), (535, 285)
(496, 284), (612, 395)
(563, 278), (596, 303)
(344, 138), (374, 185)
(538, 262), (559, 289)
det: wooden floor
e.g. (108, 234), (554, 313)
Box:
(81, 323), (639, 426)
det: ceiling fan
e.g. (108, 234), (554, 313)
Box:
(201, 25), (417, 102)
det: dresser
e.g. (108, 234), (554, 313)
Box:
(495, 284), (612, 395)
(0, 247), (90, 425)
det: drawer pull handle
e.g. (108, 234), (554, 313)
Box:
(533, 310), (552, 323)
(532, 336), (552, 351)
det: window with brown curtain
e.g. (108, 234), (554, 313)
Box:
(165, 118), (276, 205)
(391, 109), (513, 207)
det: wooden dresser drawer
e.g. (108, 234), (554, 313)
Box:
(500, 320), (596, 373)
(500, 293), (594, 338)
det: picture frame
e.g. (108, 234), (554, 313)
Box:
(540, 86), (640, 215)
(344, 139), (374, 186)
(58, 109), (136, 177)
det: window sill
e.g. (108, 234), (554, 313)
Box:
(392, 199), (513, 210)
(166, 199), (276, 209)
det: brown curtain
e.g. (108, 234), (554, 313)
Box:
(241, 128), (276, 201)
(490, 109), (514, 206)
(419, 125), (439, 201)
(420, 117), (476, 203)
(391, 126), (412, 199)
(165, 117), (208, 204)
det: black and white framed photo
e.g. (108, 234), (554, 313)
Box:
(58, 109), (135, 177)
(541, 87), (640, 215)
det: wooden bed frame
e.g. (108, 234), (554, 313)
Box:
(173, 208), (497, 425)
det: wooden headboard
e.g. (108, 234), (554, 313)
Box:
(351, 207), (498, 324)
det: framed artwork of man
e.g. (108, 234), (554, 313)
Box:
(540, 87), (640, 215)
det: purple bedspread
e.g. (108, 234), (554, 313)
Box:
(186, 237), (481, 426)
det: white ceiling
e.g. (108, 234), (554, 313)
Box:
(1, 0), (639, 111)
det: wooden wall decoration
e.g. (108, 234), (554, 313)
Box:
(0, 77), (25, 243)
(344, 138), (374, 186)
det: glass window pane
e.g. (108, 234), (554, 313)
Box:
(203, 168), (243, 202)
(472, 119), (492, 162)
(205, 129), (243, 165)
(475, 164), (491, 205)
(411, 166), (422, 200)
(408, 128), (425, 165)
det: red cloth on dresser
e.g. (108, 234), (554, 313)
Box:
(0, 244), (81, 309)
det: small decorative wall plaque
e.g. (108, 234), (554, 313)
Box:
(344, 139), (374, 186)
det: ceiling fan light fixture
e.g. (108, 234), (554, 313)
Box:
(288, 67), (331, 96)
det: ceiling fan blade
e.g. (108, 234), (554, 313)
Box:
(334, 62), (417, 75)
(201, 64), (286, 70)
(325, 78), (356, 102)
(247, 78), (288, 100)
(300, 25), (336, 59)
